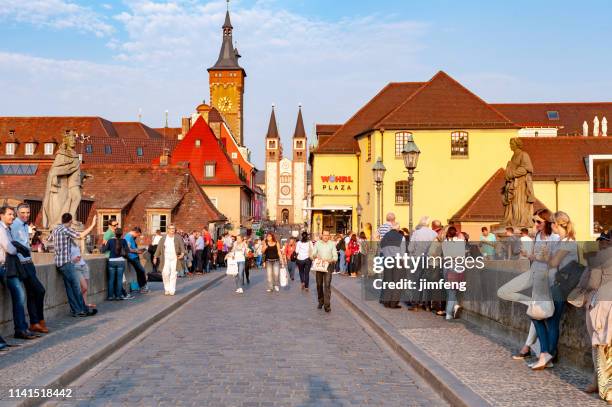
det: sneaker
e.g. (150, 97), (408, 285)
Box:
(237, 288), (244, 294)
(140, 286), (150, 294)
(121, 294), (135, 300)
(274, 286), (280, 292)
(266, 288), (273, 292)
(333, 271), (340, 275)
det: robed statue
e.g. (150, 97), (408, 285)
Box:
(502, 138), (535, 227)
(42, 131), (82, 229)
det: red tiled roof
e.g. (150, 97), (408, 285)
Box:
(152, 127), (183, 140)
(492, 103), (612, 136)
(377, 71), (517, 130)
(316, 124), (342, 136)
(520, 137), (612, 181)
(169, 116), (244, 186)
(450, 169), (546, 222)
(315, 82), (424, 153)
(0, 164), (226, 230)
(0, 117), (179, 164)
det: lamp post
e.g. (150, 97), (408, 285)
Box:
(356, 203), (363, 233)
(372, 158), (386, 229)
(401, 135), (420, 232)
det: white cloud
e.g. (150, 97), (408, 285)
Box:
(0, 0), (430, 166)
(0, 0), (114, 37)
(105, 0), (430, 164)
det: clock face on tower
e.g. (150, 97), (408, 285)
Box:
(218, 96), (233, 112)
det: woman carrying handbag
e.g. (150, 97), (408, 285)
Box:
(229, 235), (248, 294)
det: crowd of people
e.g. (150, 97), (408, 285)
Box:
(1, 201), (610, 402)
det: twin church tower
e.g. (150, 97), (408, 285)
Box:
(208, 5), (308, 224)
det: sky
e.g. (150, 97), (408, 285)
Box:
(1, 0), (612, 167)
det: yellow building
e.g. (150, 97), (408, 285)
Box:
(310, 71), (612, 240)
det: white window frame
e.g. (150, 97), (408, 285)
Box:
(150, 213), (169, 234)
(231, 152), (238, 159)
(205, 163), (216, 178)
(24, 143), (35, 156)
(5, 143), (16, 155)
(44, 143), (55, 155)
(590, 154), (612, 238)
(195, 139), (201, 148)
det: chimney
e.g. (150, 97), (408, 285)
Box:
(160, 148), (170, 167)
(181, 117), (191, 139)
(184, 173), (190, 189)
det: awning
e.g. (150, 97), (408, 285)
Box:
(303, 205), (353, 211)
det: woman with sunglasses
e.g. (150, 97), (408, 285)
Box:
(498, 209), (559, 361)
(530, 211), (578, 370)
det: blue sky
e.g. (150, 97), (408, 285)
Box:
(1, 0), (612, 167)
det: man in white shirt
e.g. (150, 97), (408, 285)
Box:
(519, 227), (533, 259)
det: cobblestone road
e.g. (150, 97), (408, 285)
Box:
(51, 270), (446, 407)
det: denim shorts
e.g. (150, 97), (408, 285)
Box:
(74, 263), (90, 280)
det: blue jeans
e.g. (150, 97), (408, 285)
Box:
(58, 262), (88, 315)
(532, 299), (565, 355)
(107, 261), (125, 299)
(338, 250), (346, 272)
(0, 266), (28, 333)
(256, 255), (262, 267)
(23, 262), (46, 324)
(235, 261), (245, 289)
(287, 261), (297, 280)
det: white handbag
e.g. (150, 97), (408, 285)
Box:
(280, 266), (288, 287)
(226, 258), (238, 276)
(526, 268), (555, 320)
(311, 258), (330, 272)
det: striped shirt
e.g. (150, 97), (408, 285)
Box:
(377, 222), (393, 240)
(51, 224), (79, 267)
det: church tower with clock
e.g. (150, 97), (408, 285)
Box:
(208, 7), (246, 145)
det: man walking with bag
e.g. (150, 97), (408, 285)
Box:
(312, 230), (338, 313)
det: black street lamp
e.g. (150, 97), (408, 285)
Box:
(401, 135), (420, 232)
(372, 158), (386, 228)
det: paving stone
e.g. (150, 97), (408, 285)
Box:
(46, 270), (446, 406)
(333, 276), (604, 407)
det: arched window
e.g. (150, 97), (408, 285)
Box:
(395, 181), (410, 204)
(281, 209), (289, 224)
(280, 173), (291, 184)
(451, 131), (468, 156)
(395, 132), (412, 157)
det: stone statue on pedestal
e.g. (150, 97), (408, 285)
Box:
(42, 131), (82, 229)
(502, 138), (535, 227)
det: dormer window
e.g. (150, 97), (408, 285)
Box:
(136, 147), (144, 157)
(547, 111), (559, 120)
(24, 143), (36, 155)
(104, 145), (112, 155)
(44, 143), (55, 155)
(5, 143), (16, 155)
(205, 162), (216, 178)
(85, 144), (93, 154)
